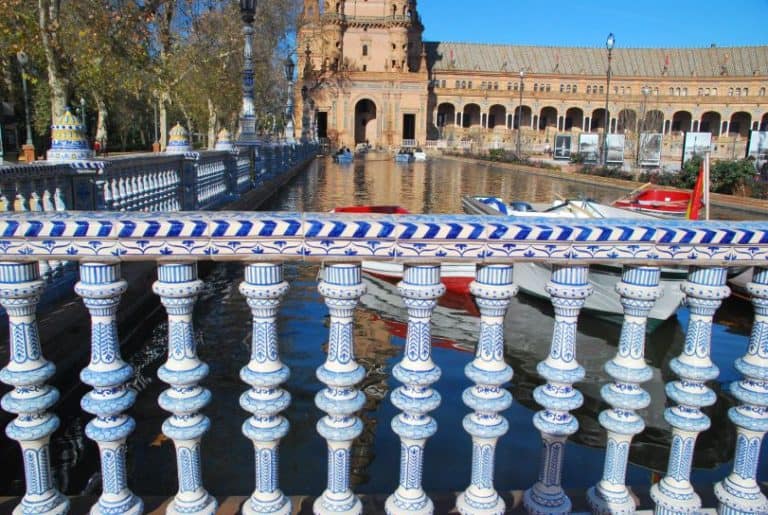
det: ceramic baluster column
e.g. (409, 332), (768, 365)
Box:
(385, 264), (445, 515)
(239, 263), (291, 515)
(456, 265), (517, 515)
(587, 266), (662, 514)
(714, 267), (768, 514)
(153, 263), (217, 515)
(314, 263), (366, 515)
(650, 267), (729, 514)
(0, 262), (69, 515)
(523, 265), (592, 515)
(76, 262), (142, 515)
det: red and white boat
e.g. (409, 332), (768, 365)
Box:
(331, 205), (474, 295)
(611, 186), (693, 218)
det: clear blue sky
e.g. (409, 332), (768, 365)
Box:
(419, 0), (768, 48)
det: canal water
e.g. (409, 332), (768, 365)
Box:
(4, 156), (766, 500)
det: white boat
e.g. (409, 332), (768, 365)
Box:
(333, 149), (354, 163)
(394, 149), (414, 163)
(412, 148), (427, 161)
(461, 195), (687, 324)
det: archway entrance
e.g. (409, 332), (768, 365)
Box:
(354, 99), (377, 144)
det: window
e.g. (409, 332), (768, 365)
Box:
(599, 85), (604, 94)
(669, 87), (675, 95)
(362, 65), (367, 71)
(560, 84), (565, 92)
(736, 87), (741, 96)
(566, 84), (571, 93)
(455, 80), (460, 88)
(513, 82), (518, 92)
(614, 86), (619, 94)
(494, 82), (498, 90)
(441, 80), (446, 88)
(744, 88), (748, 96)
(572, 85), (577, 93)
(467, 81), (472, 89)
(481, 81), (486, 89)
(507, 82), (512, 91)
(760, 87), (766, 96)
(698, 88), (703, 96)
(620, 86), (624, 95)
(461, 80), (466, 88)
(362, 44), (368, 56)
(533, 83), (538, 92)
(728, 87), (734, 96)
(545, 84), (551, 92)
(654, 87), (659, 95)
(586, 85), (591, 94)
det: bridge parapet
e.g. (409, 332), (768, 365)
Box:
(0, 211), (765, 514)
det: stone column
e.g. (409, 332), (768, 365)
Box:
(239, 263), (291, 515)
(714, 267), (768, 515)
(0, 262), (69, 515)
(456, 265), (517, 515)
(76, 262), (142, 515)
(386, 264), (445, 515)
(314, 264), (366, 515)
(523, 265), (591, 515)
(153, 263), (216, 515)
(650, 267), (729, 515)
(587, 266), (662, 514)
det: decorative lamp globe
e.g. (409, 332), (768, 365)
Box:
(284, 56), (295, 82)
(606, 33), (615, 50)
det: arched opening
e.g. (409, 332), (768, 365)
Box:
(488, 104), (506, 129)
(729, 112), (752, 137)
(671, 111), (692, 133)
(761, 113), (768, 131)
(643, 110), (665, 133)
(539, 106), (557, 131)
(699, 111), (721, 136)
(436, 103), (456, 130)
(616, 109), (637, 134)
(462, 104), (481, 128)
(354, 99), (377, 144)
(514, 106), (532, 129)
(591, 108), (607, 131)
(564, 107), (584, 131)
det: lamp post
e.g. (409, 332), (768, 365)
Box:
(283, 56), (295, 144)
(238, 0), (258, 145)
(516, 69), (524, 158)
(636, 84), (651, 164)
(601, 32), (615, 166)
(16, 52), (35, 162)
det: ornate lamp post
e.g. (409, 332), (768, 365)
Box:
(16, 51), (35, 163)
(283, 56), (295, 144)
(636, 84), (651, 164)
(238, 0), (259, 145)
(516, 69), (524, 158)
(601, 32), (615, 165)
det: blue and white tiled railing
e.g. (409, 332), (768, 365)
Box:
(0, 212), (767, 515)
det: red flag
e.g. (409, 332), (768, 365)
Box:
(686, 162), (704, 220)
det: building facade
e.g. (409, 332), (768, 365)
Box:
(296, 0), (768, 161)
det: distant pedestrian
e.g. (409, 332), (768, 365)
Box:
(93, 140), (101, 156)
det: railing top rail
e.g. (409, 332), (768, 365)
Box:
(0, 211), (764, 265)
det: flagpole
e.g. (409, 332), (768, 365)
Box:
(704, 151), (711, 221)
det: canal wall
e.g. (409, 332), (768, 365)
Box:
(439, 154), (768, 216)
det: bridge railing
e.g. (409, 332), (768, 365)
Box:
(0, 211), (765, 515)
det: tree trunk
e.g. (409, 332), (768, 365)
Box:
(94, 93), (108, 149)
(38, 0), (68, 122)
(207, 98), (217, 149)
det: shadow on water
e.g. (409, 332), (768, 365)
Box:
(1, 156), (765, 498)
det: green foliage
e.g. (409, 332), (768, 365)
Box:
(639, 156), (759, 196)
(577, 165), (635, 181)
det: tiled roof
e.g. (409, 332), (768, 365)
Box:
(425, 41), (768, 78)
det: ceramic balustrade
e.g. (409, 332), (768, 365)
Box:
(0, 212), (764, 515)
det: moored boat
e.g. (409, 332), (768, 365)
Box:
(611, 186), (693, 218)
(394, 148), (414, 163)
(333, 148), (354, 163)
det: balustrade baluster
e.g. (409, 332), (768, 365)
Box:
(28, 189), (51, 279)
(714, 266), (768, 514)
(116, 177), (127, 211)
(76, 262), (142, 515)
(153, 263), (217, 515)
(456, 265), (516, 515)
(523, 265), (592, 515)
(587, 266), (662, 514)
(239, 263), (292, 515)
(0, 262), (69, 515)
(314, 263), (366, 515)
(650, 267), (729, 514)
(385, 264), (445, 515)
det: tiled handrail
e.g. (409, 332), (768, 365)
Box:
(0, 211), (766, 515)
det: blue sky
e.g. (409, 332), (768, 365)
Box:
(419, 0), (768, 48)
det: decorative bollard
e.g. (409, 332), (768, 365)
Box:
(523, 265), (592, 515)
(76, 262), (142, 515)
(239, 263), (292, 515)
(0, 262), (69, 515)
(456, 265), (517, 515)
(587, 266), (661, 514)
(714, 267), (768, 514)
(314, 263), (366, 515)
(650, 267), (729, 514)
(153, 263), (217, 515)
(386, 264), (445, 515)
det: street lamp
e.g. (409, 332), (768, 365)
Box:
(16, 51), (35, 162)
(516, 69), (524, 158)
(601, 32), (615, 165)
(238, 0), (259, 145)
(283, 56), (295, 143)
(636, 84), (651, 164)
